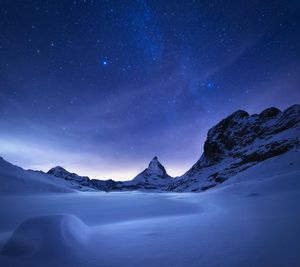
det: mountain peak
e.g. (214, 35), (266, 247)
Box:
(147, 156), (166, 176)
(125, 156), (172, 188)
(47, 166), (71, 177)
(48, 166), (91, 186)
(48, 166), (67, 173)
(148, 156), (159, 167)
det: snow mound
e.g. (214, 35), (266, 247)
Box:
(1, 214), (89, 256)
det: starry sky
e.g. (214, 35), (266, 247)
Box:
(0, 0), (299, 180)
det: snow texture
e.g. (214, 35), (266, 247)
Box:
(0, 149), (300, 266)
(2, 214), (89, 256)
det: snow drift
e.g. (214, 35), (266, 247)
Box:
(1, 214), (89, 256)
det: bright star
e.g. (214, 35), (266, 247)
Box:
(207, 81), (214, 88)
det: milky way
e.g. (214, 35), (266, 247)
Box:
(0, 0), (299, 180)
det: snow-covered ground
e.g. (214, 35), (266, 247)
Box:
(1, 149), (300, 267)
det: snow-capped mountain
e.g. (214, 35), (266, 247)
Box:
(47, 157), (173, 191)
(48, 166), (91, 186)
(1, 104), (299, 194)
(47, 166), (116, 192)
(115, 157), (173, 190)
(169, 104), (300, 192)
(0, 157), (76, 194)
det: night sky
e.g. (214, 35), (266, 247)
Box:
(0, 0), (299, 180)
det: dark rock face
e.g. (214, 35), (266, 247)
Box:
(90, 179), (117, 192)
(47, 166), (116, 191)
(240, 140), (297, 164)
(203, 110), (249, 163)
(169, 104), (300, 192)
(259, 107), (280, 119)
(48, 166), (91, 186)
(201, 105), (300, 166)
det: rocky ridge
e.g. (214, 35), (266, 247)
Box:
(46, 104), (300, 192)
(168, 104), (300, 191)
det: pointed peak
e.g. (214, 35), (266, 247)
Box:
(130, 156), (170, 184)
(151, 156), (158, 162)
(149, 156), (161, 167)
(147, 156), (168, 176)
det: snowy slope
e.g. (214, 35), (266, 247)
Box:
(0, 148), (300, 267)
(0, 157), (75, 194)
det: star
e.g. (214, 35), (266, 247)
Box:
(102, 59), (108, 66)
(207, 81), (214, 89)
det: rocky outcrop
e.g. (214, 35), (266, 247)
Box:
(168, 104), (300, 192)
(48, 166), (91, 186)
(47, 166), (116, 191)
(201, 105), (299, 166)
(90, 179), (117, 192)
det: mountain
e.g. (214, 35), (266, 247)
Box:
(46, 157), (172, 191)
(90, 179), (117, 192)
(0, 157), (76, 194)
(47, 166), (116, 192)
(48, 166), (91, 186)
(168, 104), (300, 192)
(1, 104), (299, 194)
(47, 157), (172, 191)
(115, 157), (173, 190)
